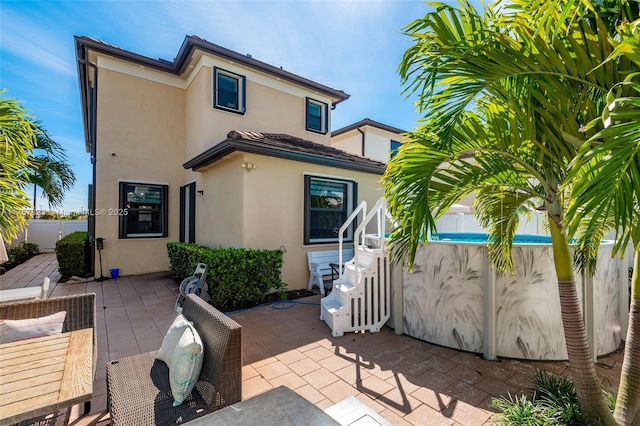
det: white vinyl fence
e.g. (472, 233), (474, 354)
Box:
(10, 220), (88, 252)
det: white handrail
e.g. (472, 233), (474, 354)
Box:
(351, 198), (387, 286)
(337, 200), (367, 277)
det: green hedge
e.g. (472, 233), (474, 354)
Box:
(167, 242), (287, 309)
(55, 231), (90, 279)
(0, 242), (40, 274)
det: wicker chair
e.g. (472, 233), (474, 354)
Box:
(0, 293), (97, 423)
(106, 294), (242, 426)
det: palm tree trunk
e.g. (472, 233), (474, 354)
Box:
(549, 219), (616, 425)
(615, 250), (640, 425)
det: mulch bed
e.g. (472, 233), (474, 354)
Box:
(217, 289), (316, 313)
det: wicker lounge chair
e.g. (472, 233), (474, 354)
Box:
(106, 294), (242, 426)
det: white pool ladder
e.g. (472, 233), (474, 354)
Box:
(320, 198), (391, 337)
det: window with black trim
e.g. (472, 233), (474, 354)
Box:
(305, 97), (328, 134)
(214, 67), (246, 114)
(390, 140), (402, 159)
(304, 175), (356, 244)
(119, 182), (168, 238)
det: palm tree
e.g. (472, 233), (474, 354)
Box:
(565, 19), (640, 424)
(27, 122), (76, 217)
(0, 92), (36, 240)
(385, 1), (625, 423)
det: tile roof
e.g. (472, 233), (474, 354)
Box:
(183, 131), (386, 175)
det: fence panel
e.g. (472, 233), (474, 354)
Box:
(9, 220), (88, 252)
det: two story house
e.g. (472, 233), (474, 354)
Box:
(331, 118), (407, 163)
(75, 35), (386, 287)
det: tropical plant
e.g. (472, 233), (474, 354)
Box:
(385, 1), (628, 423)
(565, 17), (640, 425)
(492, 371), (614, 425)
(0, 92), (35, 240)
(27, 121), (76, 216)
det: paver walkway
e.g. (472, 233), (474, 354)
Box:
(0, 254), (625, 425)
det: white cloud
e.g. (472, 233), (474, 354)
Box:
(0, 7), (76, 77)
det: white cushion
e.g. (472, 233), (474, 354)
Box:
(169, 324), (203, 406)
(156, 314), (191, 364)
(0, 311), (67, 344)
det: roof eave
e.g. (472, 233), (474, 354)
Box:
(74, 37), (92, 152)
(332, 118), (407, 137)
(184, 139), (385, 175)
(74, 35), (350, 104)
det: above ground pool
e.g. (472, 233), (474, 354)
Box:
(402, 233), (628, 360)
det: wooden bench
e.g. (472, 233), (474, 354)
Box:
(307, 248), (354, 296)
(0, 277), (50, 303)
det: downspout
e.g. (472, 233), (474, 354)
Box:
(356, 126), (365, 157)
(77, 57), (98, 276)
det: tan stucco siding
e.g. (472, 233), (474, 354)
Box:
(331, 127), (407, 163)
(185, 66), (209, 162)
(331, 132), (363, 158)
(195, 156), (245, 249)
(94, 68), (186, 276)
(238, 155), (384, 290)
(184, 66), (331, 161)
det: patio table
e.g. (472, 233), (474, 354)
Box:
(0, 328), (93, 424)
(183, 385), (341, 425)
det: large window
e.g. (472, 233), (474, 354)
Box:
(304, 176), (356, 244)
(305, 97), (328, 134)
(213, 67), (246, 114)
(119, 182), (168, 238)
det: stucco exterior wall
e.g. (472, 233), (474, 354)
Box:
(184, 64), (331, 162)
(196, 154), (383, 289)
(331, 125), (404, 163)
(89, 50), (364, 284)
(331, 132), (363, 157)
(364, 129), (396, 163)
(94, 68), (185, 276)
(195, 155), (245, 249)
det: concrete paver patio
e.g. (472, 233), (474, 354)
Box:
(1, 253), (625, 425)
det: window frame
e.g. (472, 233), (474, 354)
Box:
(305, 97), (328, 134)
(213, 67), (246, 114)
(304, 175), (357, 245)
(390, 140), (402, 159)
(118, 182), (169, 239)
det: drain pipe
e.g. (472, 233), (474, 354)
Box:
(356, 126), (365, 157)
(77, 57), (98, 276)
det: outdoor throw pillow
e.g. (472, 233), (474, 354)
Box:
(156, 314), (192, 365)
(169, 324), (203, 406)
(0, 311), (67, 344)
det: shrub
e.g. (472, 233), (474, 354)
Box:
(0, 241), (40, 274)
(492, 371), (615, 426)
(167, 242), (287, 309)
(56, 231), (90, 279)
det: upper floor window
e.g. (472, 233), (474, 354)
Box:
(306, 98), (328, 134)
(214, 67), (246, 114)
(119, 182), (168, 238)
(390, 140), (402, 159)
(304, 175), (356, 244)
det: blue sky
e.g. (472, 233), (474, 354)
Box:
(1, 0), (432, 213)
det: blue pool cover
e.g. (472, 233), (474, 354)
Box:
(431, 232), (553, 244)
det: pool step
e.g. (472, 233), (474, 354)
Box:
(320, 246), (391, 337)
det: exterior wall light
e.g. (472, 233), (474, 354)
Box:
(242, 162), (256, 171)
(196, 190), (204, 197)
